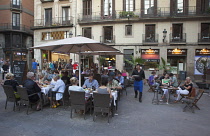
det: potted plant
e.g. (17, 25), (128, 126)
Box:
(97, 56), (106, 73)
(124, 56), (146, 69)
(119, 11), (135, 18)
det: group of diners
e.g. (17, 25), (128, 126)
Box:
(2, 68), (125, 112)
(148, 71), (193, 103)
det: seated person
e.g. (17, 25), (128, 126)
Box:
(83, 74), (99, 90)
(36, 72), (45, 86)
(97, 78), (112, 98)
(72, 70), (79, 80)
(174, 77), (193, 103)
(49, 75), (65, 108)
(68, 77), (84, 93)
(23, 72), (41, 111)
(107, 77), (122, 90)
(115, 72), (124, 88)
(148, 71), (156, 86)
(161, 73), (170, 100)
(169, 73), (178, 87)
(61, 71), (70, 85)
(4, 73), (20, 98)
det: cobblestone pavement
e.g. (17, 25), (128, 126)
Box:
(0, 78), (210, 136)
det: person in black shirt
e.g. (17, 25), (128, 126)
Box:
(2, 61), (9, 80)
(4, 73), (20, 98)
(61, 71), (70, 85)
(23, 72), (41, 110)
(132, 64), (145, 102)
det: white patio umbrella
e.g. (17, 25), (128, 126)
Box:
(31, 36), (121, 86)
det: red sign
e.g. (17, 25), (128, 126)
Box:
(141, 49), (159, 59)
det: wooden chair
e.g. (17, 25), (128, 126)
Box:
(69, 91), (92, 120)
(93, 93), (112, 123)
(17, 86), (42, 115)
(2, 85), (20, 111)
(179, 87), (196, 101)
(183, 89), (204, 113)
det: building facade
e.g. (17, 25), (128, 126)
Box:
(33, 0), (210, 79)
(0, 0), (34, 68)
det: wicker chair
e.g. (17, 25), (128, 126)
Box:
(93, 93), (112, 123)
(17, 86), (42, 115)
(69, 91), (92, 120)
(2, 85), (20, 111)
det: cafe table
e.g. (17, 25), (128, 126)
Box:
(160, 86), (178, 104)
(40, 85), (54, 105)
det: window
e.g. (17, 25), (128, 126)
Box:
(62, 7), (70, 24)
(45, 8), (52, 26)
(201, 23), (210, 37)
(104, 0), (112, 16)
(125, 25), (132, 36)
(12, 34), (21, 47)
(83, 27), (92, 39)
(125, 0), (135, 11)
(144, 0), (154, 14)
(145, 24), (155, 42)
(177, 0), (184, 13)
(12, 13), (20, 29)
(83, 0), (92, 15)
(12, 0), (20, 5)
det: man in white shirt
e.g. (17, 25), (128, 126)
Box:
(49, 75), (65, 108)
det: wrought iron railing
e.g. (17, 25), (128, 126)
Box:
(100, 35), (115, 44)
(142, 34), (159, 43)
(78, 6), (209, 22)
(170, 33), (186, 43)
(198, 33), (210, 42)
(0, 23), (32, 34)
(32, 16), (73, 28)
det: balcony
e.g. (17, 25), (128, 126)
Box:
(78, 6), (210, 23)
(170, 33), (186, 44)
(198, 33), (210, 44)
(40, 0), (54, 3)
(10, 2), (22, 11)
(31, 17), (73, 29)
(100, 36), (115, 44)
(142, 34), (159, 44)
(0, 23), (33, 34)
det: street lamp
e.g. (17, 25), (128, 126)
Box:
(69, 31), (73, 38)
(163, 29), (167, 42)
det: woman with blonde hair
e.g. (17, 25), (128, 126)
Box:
(174, 77), (193, 103)
(4, 73), (20, 98)
(68, 77), (84, 93)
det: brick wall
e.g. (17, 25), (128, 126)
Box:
(22, 0), (34, 12)
(0, 0), (10, 5)
(0, 10), (11, 24)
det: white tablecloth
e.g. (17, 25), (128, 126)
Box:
(111, 91), (118, 106)
(41, 87), (51, 95)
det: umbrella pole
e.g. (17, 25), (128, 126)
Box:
(79, 52), (81, 86)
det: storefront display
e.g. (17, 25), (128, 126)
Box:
(194, 49), (210, 75)
(167, 49), (187, 74)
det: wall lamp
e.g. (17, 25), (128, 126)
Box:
(69, 31), (73, 38)
(163, 29), (167, 42)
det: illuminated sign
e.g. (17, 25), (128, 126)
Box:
(167, 49), (187, 56)
(141, 49), (159, 59)
(195, 49), (210, 55)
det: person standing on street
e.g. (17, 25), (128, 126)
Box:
(132, 64), (145, 102)
(2, 61), (10, 81)
(0, 58), (4, 74)
(32, 59), (38, 73)
(65, 59), (73, 77)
